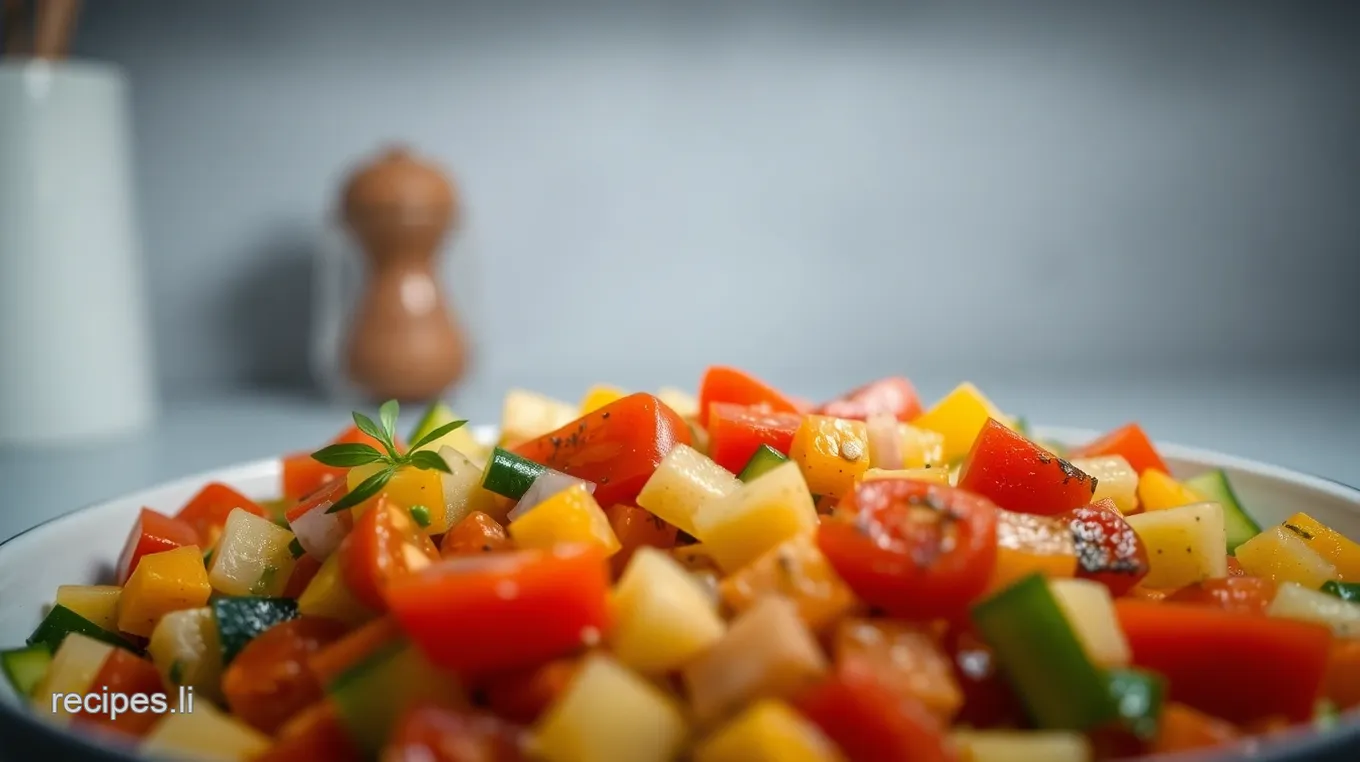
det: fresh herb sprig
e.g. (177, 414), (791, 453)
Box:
(311, 400), (463, 514)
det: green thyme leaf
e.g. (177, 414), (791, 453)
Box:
(409, 505), (431, 528)
(407, 449), (452, 474)
(311, 442), (385, 467)
(379, 400), (400, 448)
(408, 419), (468, 452)
(327, 466), (394, 513)
(352, 411), (392, 455)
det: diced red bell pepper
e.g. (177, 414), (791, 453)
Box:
(1067, 498), (1149, 596)
(1226, 556), (1245, 577)
(1115, 600), (1332, 724)
(440, 512), (513, 557)
(222, 618), (348, 734)
(957, 419), (1098, 516)
(341, 497), (440, 612)
(1149, 703), (1240, 755)
(706, 402), (803, 474)
(308, 617), (403, 688)
(481, 658), (581, 724)
(382, 701), (527, 762)
(1326, 638), (1360, 710)
(604, 503), (678, 577)
(1068, 423), (1168, 476)
(511, 393), (691, 508)
(386, 545), (612, 678)
(73, 649), (166, 737)
(1165, 577), (1277, 615)
(794, 672), (957, 762)
(817, 376), (923, 422)
(115, 508), (200, 584)
(174, 482), (266, 548)
(697, 366), (801, 427)
(282, 424), (394, 502)
(256, 702), (363, 762)
(284, 553), (323, 599)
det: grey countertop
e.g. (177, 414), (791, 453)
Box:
(1, 371), (1356, 544)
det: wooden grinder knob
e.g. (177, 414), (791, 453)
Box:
(341, 145), (469, 401)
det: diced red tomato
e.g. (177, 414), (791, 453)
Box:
(1150, 703), (1240, 755)
(705, 402), (803, 474)
(817, 376), (923, 422)
(340, 496), (440, 611)
(818, 479), (999, 621)
(222, 617), (348, 734)
(115, 508), (200, 584)
(512, 393), (691, 508)
(440, 512), (513, 557)
(173, 482), (266, 548)
(308, 617), (402, 688)
(482, 658), (581, 724)
(603, 503), (678, 576)
(697, 366), (801, 427)
(1067, 498), (1149, 596)
(1165, 577), (1277, 614)
(284, 553), (323, 599)
(73, 649), (166, 737)
(282, 425), (396, 502)
(958, 419), (1099, 516)
(1068, 423), (1169, 476)
(1325, 638), (1360, 710)
(1125, 585), (1168, 602)
(383, 701), (526, 762)
(256, 702), (363, 762)
(386, 544), (612, 677)
(1115, 600), (1332, 724)
(794, 672), (957, 762)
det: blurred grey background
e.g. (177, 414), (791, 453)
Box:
(3, 0), (1359, 536)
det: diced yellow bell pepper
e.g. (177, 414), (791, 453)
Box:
(54, 585), (122, 632)
(692, 461), (819, 573)
(788, 415), (870, 499)
(509, 483), (621, 556)
(862, 467), (950, 486)
(349, 463), (445, 519)
(911, 382), (1012, 462)
(1070, 456), (1139, 514)
(1281, 513), (1360, 581)
(657, 387), (700, 419)
(898, 424), (946, 469)
(579, 384), (628, 414)
(695, 699), (845, 762)
(1236, 525), (1338, 588)
(719, 535), (858, 631)
(298, 552), (377, 626)
(1136, 470), (1203, 512)
(118, 545), (212, 637)
(32, 633), (114, 720)
(987, 512), (1078, 594)
(142, 701), (271, 761)
(952, 731), (1092, 762)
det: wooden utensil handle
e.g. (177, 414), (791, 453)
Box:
(33, 0), (79, 59)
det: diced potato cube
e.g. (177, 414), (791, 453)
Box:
(510, 483), (621, 556)
(1048, 579), (1131, 667)
(32, 633), (114, 720)
(579, 384), (628, 414)
(1236, 526), (1338, 588)
(1267, 581), (1360, 637)
(501, 388), (579, 446)
(1070, 456), (1139, 515)
(862, 467), (950, 486)
(1281, 512), (1360, 581)
(119, 546), (212, 637)
(1125, 502), (1228, 589)
(148, 607), (224, 704)
(611, 547), (726, 674)
(636, 444), (740, 537)
(695, 699), (844, 762)
(692, 461), (819, 573)
(719, 535), (857, 631)
(657, 387), (700, 419)
(911, 382), (1010, 462)
(298, 552), (378, 627)
(437, 445), (506, 530)
(1137, 470), (1203, 512)
(208, 508), (296, 597)
(142, 701), (270, 760)
(683, 596), (827, 724)
(952, 731), (1092, 762)
(532, 654), (687, 762)
(348, 463), (444, 519)
(898, 424), (946, 469)
(788, 415), (870, 499)
(54, 585), (122, 632)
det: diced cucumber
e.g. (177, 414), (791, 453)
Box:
(329, 641), (458, 755)
(482, 447), (547, 499)
(1321, 580), (1360, 602)
(1184, 469), (1260, 553)
(410, 401), (457, 444)
(737, 445), (790, 483)
(1, 644), (52, 696)
(27, 605), (137, 654)
(213, 597), (299, 664)
(1107, 668), (1163, 740)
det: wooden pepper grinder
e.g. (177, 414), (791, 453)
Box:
(341, 145), (469, 401)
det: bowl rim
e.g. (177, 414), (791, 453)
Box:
(0, 426), (1357, 762)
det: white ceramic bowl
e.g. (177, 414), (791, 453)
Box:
(0, 426), (1357, 761)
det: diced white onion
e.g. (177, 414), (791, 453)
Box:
(508, 469), (596, 523)
(289, 501), (348, 561)
(866, 412), (903, 470)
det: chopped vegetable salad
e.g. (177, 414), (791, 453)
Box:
(5, 367), (1360, 762)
